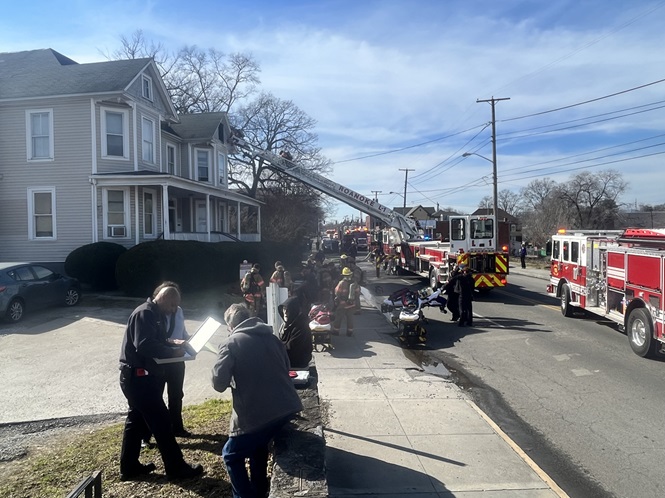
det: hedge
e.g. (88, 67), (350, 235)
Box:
(115, 240), (305, 297)
(65, 242), (127, 291)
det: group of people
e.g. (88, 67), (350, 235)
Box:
(240, 261), (295, 315)
(118, 280), (306, 497)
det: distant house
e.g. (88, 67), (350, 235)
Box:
(0, 49), (260, 263)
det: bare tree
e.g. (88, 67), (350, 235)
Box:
(230, 92), (331, 198)
(518, 178), (573, 247)
(168, 47), (260, 114)
(558, 170), (627, 229)
(107, 30), (260, 114)
(478, 190), (520, 216)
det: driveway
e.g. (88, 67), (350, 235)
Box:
(0, 294), (232, 426)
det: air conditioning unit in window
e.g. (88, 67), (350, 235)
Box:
(108, 225), (127, 237)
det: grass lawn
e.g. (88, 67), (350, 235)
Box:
(0, 400), (234, 498)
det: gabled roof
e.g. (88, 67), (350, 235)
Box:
(472, 207), (517, 222)
(0, 48), (151, 100)
(168, 112), (229, 141)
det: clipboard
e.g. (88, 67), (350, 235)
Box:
(154, 316), (223, 364)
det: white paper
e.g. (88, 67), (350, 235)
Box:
(154, 316), (223, 364)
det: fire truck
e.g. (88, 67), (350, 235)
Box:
(547, 228), (665, 358)
(342, 227), (371, 252)
(383, 216), (510, 290)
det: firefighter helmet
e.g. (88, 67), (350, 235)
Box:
(342, 267), (353, 276)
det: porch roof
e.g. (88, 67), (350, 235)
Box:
(90, 171), (262, 206)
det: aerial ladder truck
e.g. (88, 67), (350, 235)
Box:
(230, 136), (509, 291)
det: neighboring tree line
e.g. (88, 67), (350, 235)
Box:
(108, 30), (329, 243)
(478, 169), (633, 247)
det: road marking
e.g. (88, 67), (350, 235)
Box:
(496, 289), (560, 311)
(473, 313), (506, 328)
(466, 400), (571, 498)
(571, 368), (594, 377)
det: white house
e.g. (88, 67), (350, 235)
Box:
(0, 48), (261, 263)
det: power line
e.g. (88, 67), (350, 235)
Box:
(501, 77), (665, 122)
(331, 123), (489, 164)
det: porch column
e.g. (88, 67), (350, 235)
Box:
(134, 186), (139, 246)
(236, 201), (241, 239)
(256, 203), (261, 240)
(206, 194), (211, 242)
(162, 184), (170, 239)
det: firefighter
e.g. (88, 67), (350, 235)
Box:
(444, 264), (461, 321)
(457, 264), (475, 327)
(240, 264), (265, 315)
(270, 261), (293, 294)
(332, 267), (360, 337)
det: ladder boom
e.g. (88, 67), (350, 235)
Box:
(232, 136), (419, 238)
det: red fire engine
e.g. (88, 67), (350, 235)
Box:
(547, 227), (665, 358)
(383, 215), (510, 290)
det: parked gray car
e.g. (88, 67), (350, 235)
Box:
(0, 263), (81, 322)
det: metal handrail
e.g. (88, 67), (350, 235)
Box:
(66, 470), (102, 498)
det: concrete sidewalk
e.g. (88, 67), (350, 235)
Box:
(315, 274), (567, 497)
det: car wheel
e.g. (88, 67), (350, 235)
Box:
(627, 308), (658, 358)
(64, 288), (80, 306)
(6, 298), (24, 322)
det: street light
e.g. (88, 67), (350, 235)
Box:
(462, 151), (498, 240)
(389, 191), (405, 208)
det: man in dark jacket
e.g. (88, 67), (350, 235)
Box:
(278, 296), (313, 369)
(212, 304), (303, 498)
(444, 266), (461, 321)
(118, 285), (203, 481)
(457, 265), (475, 327)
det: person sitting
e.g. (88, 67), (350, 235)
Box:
(278, 296), (313, 369)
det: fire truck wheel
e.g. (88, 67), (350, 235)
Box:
(560, 283), (575, 317)
(627, 308), (657, 358)
(429, 269), (439, 290)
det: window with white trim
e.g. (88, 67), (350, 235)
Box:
(25, 109), (54, 160)
(166, 143), (177, 175)
(28, 188), (56, 239)
(142, 75), (153, 101)
(218, 151), (227, 187)
(103, 188), (129, 238)
(101, 107), (129, 159)
(196, 149), (210, 182)
(143, 189), (156, 237)
(141, 117), (155, 163)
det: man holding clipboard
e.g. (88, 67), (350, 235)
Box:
(118, 283), (203, 481)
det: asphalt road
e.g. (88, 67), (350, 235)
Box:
(368, 266), (664, 498)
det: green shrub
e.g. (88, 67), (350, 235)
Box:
(64, 242), (127, 290)
(115, 240), (304, 297)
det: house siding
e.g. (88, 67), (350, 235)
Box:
(0, 98), (94, 262)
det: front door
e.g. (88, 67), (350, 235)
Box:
(195, 200), (207, 232)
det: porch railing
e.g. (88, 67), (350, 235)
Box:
(158, 232), (260, 242)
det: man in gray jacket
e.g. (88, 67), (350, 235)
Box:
(212, 303), (303, 498)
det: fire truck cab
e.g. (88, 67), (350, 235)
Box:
(547, 228), (665, 358)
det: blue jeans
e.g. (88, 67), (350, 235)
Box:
(222, 417), (291, 498)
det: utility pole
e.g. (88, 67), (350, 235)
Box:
(398, 169), (414, 210)
(371, 190), (382, 201)
(477, 96), (509, 242)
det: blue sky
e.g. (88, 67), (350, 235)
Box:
(3, 0), (665, 223)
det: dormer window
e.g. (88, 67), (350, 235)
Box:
(142, 75), (153, 101)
